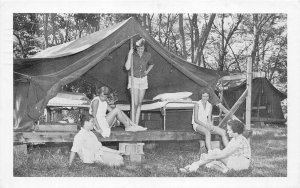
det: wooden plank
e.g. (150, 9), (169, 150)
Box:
(36, 124), (78, 132)
(14, 130), (223, 144)
(218, 88), (248, 128)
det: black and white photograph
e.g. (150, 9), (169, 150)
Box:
(1, 0), (300, 188)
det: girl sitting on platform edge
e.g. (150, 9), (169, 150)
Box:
(90, 86), (147, 138)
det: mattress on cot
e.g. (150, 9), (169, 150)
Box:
(116, 100), (196, 111)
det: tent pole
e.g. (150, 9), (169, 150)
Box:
(246, 57), (252, 131)
(130, 38), (135, 123)
(218, 79), (224, 123)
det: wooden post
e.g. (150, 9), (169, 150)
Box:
(130, 38), (135, 122)
(218, 79), (224, 122)
(218, 88), (248, 128)
(246, 58), (252, 131)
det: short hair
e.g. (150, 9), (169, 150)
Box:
(96, 86), (110, 96)
(199, 88), (210, 98)
(136, 38), (146, 47)
(227, 119), (244, 134)
(79, 113), (94, 127)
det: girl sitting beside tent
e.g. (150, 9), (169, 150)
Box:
(180, 119), (251, 173)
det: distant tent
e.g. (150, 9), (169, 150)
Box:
(14, 17), (225, 131)
(222, 77), (286, 123)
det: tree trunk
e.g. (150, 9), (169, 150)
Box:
(251, 14), (259, 71)
(43, 13), (49, 49)
(163, 14), (171, 48)
(65, 19), (69, 43)
(147, 14), (154, 35)
(13, 33), (26, 58)
(178, 14), (187, 59)
(50, 14), (57, 46)
(188, 14), (194, 64)
(193, 14), (216, 65)
(158, 14), (163, 44)
(142, 14), (147, 27)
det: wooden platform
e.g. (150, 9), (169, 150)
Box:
(13, 130), (218, 144)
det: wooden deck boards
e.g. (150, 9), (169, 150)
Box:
(13, 130), (218, 144)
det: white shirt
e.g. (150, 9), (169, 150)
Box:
(89, 96), (111, 138)
(192, 100), (212, 125)
(227, 135), (251, 160)
(71, 128), (104, 163)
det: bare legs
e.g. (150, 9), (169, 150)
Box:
(195, 125), (229, 152)
(180, 151), (229, 173)
(130, 88), (146, 124)
(105, 108), (134, 128)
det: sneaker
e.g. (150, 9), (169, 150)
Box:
(125, 126), (138, 132)
(133, 125), (147, 131)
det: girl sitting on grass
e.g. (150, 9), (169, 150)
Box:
(180, 119), (251, 173)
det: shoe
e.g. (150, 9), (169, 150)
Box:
(179, 166), (190, 173)
(125, 126), (138, 132)
(133, 125), (147, 131)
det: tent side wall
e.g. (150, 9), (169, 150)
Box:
(222, 78), (286, 122)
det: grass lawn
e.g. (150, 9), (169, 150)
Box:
(13, 125), (287, 177)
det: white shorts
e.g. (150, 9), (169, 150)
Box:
(127, 76), (148, 90)
(94, 116), (111, 138)
(100, 151), (124, 166)
(227, 156), (250, 170)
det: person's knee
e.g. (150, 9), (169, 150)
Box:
(203, 130), (211, 136)
(113, 107), (121, 114)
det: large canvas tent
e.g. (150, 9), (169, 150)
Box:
(222, 77), (286, 123)
(14, 17), (224, 131)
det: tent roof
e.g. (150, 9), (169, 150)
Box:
(13, 17), (225, 130)
(223, 77), (286, 100)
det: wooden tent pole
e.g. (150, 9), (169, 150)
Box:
(218, 79), (224, 122)
(246, 58), (252, 131)
(130, 38), (135, 122)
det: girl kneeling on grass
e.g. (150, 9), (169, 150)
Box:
(180, 119), (251, 173)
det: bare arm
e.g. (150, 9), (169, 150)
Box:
(125, 48), (134, 70)
(207, 104), (213, 125)
(68, 151), (76, 166)
(91, 99), (102, 133)
(106, 103), (113, 112)
(207, 143), (238, 160)
(145, 64), (154, 75)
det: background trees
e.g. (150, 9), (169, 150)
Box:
(13, 13), (287, 93)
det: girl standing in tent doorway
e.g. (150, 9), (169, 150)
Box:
(192, 89), (229, 152)
(125, 38), (154, 124)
